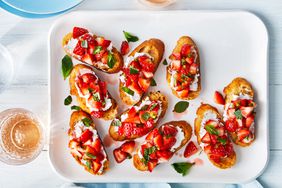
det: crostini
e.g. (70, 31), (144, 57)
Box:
(69, 64), (117, 120)
(133, 121), (192, 172)
(167, 36), (201, 100)
(119, 39), (165, 105)
(62, 26), (123, 73)
(68, 111), (109, 175)
(109, 91), (168, 141)
(223, 77), (256, 147)
(194, 104), (236, 169)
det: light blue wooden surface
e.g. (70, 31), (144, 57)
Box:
(0, 0), (281, 187)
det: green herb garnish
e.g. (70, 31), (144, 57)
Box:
(141, 112), (151, 121)
(93, 46), (102, 54)
(86, 153), (96, 159)
(163, 59), (168, 65)
(61, 55), (73, 80)
(82, 117), (93, 127)
(150, 78), (157, 86)
(107, 52), (115, 68)
(205, 124), (219, 135)
(81, 40), (88, 48)
(130, 67), (139, 74)
(93, 93), (100, 101)
(112, 119), (122, 127)
(71, 105), (81, 111)
(149, 103), (158, 111)
(143, 146), (157, 164)
(173, 101), (189, 113)
(234, 109), (243, 119)
(122, 87), (134, 96)
(64, 95), (72, 105)
(218, 137), (227, 145)
(123, 31), (139, 42)
(172, 162), (194, 176)
(85, 160), (91, 169)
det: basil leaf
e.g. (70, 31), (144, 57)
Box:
(61, 55), (73, 80)
(64, 95), (72, 105)
(150, 78), (157, 86)
(173, 101), (189, 113)
(123, 31), (139, 42)
(218, 137), (227, 145)
(88, 88), (94, 93)
(149, 103), (158, 111)
(81, 40), (88, 48)
(71, 105), (81, 111)
(234, 109), (243, 119)
(122, 87), (134, 96)
(143, 146), (157, 163)
(93, 46), (102, 54)
(107, 52), (115, 68)
(172, 162), (194, 176)
(85, 160), (91, 169)
(141, 112), (151, 121)
(93, 93), (100, 101)
(82, 117), (93, 127)
(86, 152), (96, 159)
(205, 125), (219, 135)
(163, 59), (168, 65)
(130, 67), (139, 74)
(112, 119), (122, 127)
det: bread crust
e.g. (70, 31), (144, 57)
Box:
(68, 111), (109, 175)
(133, 121), (192, 171)
(62, 32), (123, 74)
(167, 36), (201, 100)
(109, 91), (168, 141)
(69, 64), (117, 120)
(194, 104), (236, 169)
(119, 39), (165, 105)
(223, 77), (255, 147)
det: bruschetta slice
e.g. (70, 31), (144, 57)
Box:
(62, 26), (123, 73)
(109, 91), (168, 141)
(194, 104), (236, 169)
(119, 39), (165, 105)
(167, 36), (201, 100)
(68, 111), (109, 175)
(133, 121), (192, 172)
(223, 77), (256, 147)
(69, 64), (117, 120)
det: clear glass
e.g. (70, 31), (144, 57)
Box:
(138, 0), (176, 8)
(0, 108), (44, 165)
(0, 43), (14, 93)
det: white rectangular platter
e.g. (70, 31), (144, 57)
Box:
(49, 11), (268, 183)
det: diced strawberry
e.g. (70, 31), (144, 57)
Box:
(161, 137), (176, 150)
(132, 127), (146, 137)
(246, 114), (255, 128)
(146, 128), (160, 141)
(204, 145), (212, 154)
(186, 57), (194, 65)
(162, 125), (177, 137)
(81, 54), (94, 64)
(124, 115), (141, 124)
(144, 119), (154, 129)
(237, 129), (250, 141)
(120, 41), (129, 55)
(211, 145), (226, 157)
(148, 159), (158, 172)
(205, 120), (219, 128)
(184, 141), (198, 158)
(129, 81), (143, 94)
(128, 107), (137, 118)
(81, 33), (96, 45)
(122, 122), (135, 137)
(201, 133), (211, 143)
(214, 91), (225, 105)
(227, 108), (236, 119)
(81, 73), (95, 83)
(73, 41), (85, 56)
(140, 142), (153, 155)
(113, 148), (128, 163)
(156, 150), (173, 161)
(181, 44), (192, 56)
(121, 141), (135, 154)
(142, 71), (154, 79)
(209, 154), (221, 163)
(95, 152), (105, 161)
(240, 99), (248, 107)
(240, 106), (254, 118)
(153, 135), (163, 149)
(138, 78), (151, 92)
(171, 60), (181, 71)
(189, 63), (198, 74)
(225, 119), (238, 132)
(80, 129), (93, 143)
(73, 27), (88, 39)
(69, 140), (79, 149)
(88, 44), (96, 55)
(210, 134), (217, 144)
(96, 37), (105, 46)
(71, 149), (82, 158)
(101, 53), (108, 64)
(139, 56), (155, 72)
(217, 127), (225, 136)
(88, 98), (102, 110)
(98, 81), (107, 96)
(92, 161), (102, 173)
(91, 111), (103, 118)
(86, 145), (97, 155)
(94, 50), (105, 61)
(172, 52), (181, 60)
(92, 139), (101, 152)
(102, 39), (111, 48)
(178, 89), (189, 98)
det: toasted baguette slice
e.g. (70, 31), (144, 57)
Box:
(62, 28), (123, 74)
(223, 77), (256, 147)
(119, 39), (165, 105)
(167, 36), (201, 100)
(69, 64), (117, 120)
(68, 111), (109, 175)
(109, 91), (168, 141)
(194, 104), (236, 169)
(133, 121), (192, 172)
